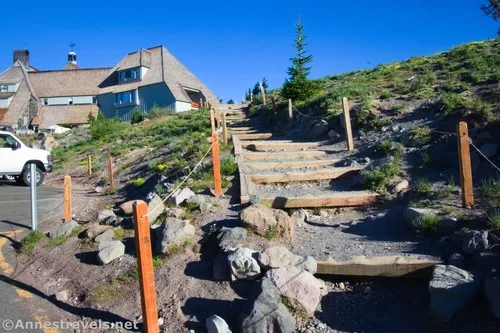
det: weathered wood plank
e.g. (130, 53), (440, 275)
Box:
(316, 256), (441, 277)
(259, 191), (378, 208)
(243, 159), (340, 171)
(240, 140), (325, 151)
(250, 167), (361, 184)
(232, 135), (242, 156)
(234, 133), (276, 140)
(241, 150), (328, 161)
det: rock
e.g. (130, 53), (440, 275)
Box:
(328, 129), (340, 138)
(155, 218), (195, 254)
(98, 209), (116, 222)
(472, 251), (500, 275)
(448, 253), (465, 269)
(403, 207), (439, 232)
(429, 265), (481, 322)
(304, 119), (329, 140)
(240, 204), (294, 239)
(258, 246), (296, 269)
(338, 282), (345, 290)
(392, 179), (409, 194)
(462, 230), (488, 254)
(240, 278), (295, 333)
(479, 143), (499, 158)
(54, 290), (69, 302)
(147, 195), (165, 225)
(47, 220), (79, 239)
(266, 266), (326, 317)
(439, 217), (458, 234)
(293, 256), (317, 274)
(485, 277), (500, 318)
(364, 156), (394, 171)
(119, 200), (137, 215)
(166, 208), (185, 219)
(94, 186), (103, 193)
(199, 201), (214, 213)
(364, 286), (372, 294)
(206, 315), (232, 333)
(290, 210), (306, 225)
(95, 229), (114, 243)
(213, 252), (231, 281)
(97, 241), (125, 265)
(186, 194), (205, 206)
(227, 248), (261, 281)
(83, 224), (112, 239)
(168, 187), (196, 206)
(217, 227), (247, 252)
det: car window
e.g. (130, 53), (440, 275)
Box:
(0, 134), (16, 148)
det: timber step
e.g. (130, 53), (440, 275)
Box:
(249, 191), (379, 208)
(248, 167), (361, 184)
(243, 159), (340, 171)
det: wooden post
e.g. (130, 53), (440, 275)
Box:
(260, 82), (266, 105)
(288, 99), (293, 128)
(107, 148), (115, 193)
(217, 110), (222, 128)
(64, 175), (72, 222)
(199, 98), (203, 109)
(132, 201), (160, 333)
(457, 121), (474, 208)
(250, 93), (253, 103)
(88, 155), (92, 175)
(222, 112), (228, 145)
(210, 108), (216, 133)
(212, 132), (223, 198)
(342, 97), (354, 151)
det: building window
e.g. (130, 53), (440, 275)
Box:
(114, 90), (137, 106)
(68, 97), (73, 105)
(92, 96), (97, 104)
(118, 67), (141, 83)
(0, 85), (8, 92)
(43, 98), (48, 105)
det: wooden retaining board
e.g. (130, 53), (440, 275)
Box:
(258, 191), (378, 208)
(241, 150), (329, 161)
(233, 133), (276, 140)
(316, 256), (441, 277)
(243, 159), (340, 171)
(240, 140), (325, 151)
(249, 167), (361, 184)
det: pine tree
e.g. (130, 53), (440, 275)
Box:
(482, 0), (500, 35)
(281, 17), (320, 101)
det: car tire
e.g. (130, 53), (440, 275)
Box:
(3, 175), (15, 181)
(22, 167), (44, 186)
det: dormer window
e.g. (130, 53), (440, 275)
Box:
(119, 67), (141, 84)
(0, 85), (7, 92)
(68, 97), (74, 105)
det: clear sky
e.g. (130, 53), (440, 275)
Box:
(0, 0), (497, 102)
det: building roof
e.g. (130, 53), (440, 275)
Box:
(99, 46), (218, 104)
(28, 68), (110, 98)
(32, 104), (98, 129)
(0, 108), (7, 122)
(0, 79), (31, 127)
(0, 65), (24, 85)
(64, 62), (80, 70)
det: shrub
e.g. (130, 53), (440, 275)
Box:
(19, 231), (45, 254)
(417, 214), (441, 235)
(148, 106), (176, 119)
(441, 93), (469, 114)
(89, 112), (130, 141)
(131, 110), (144, 124)
(130, 177), (146, 188)
(405, 126), (432, 146)
(220, 156), (238, 176)
(414, 179), (432, 194)
(379, 90), (395, 99)
(362, 159), (401, 192)
(377, 140), (403, 157)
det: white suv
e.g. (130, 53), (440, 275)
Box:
(0, 130), (52, 186)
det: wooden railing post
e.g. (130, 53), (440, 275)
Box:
(342, 97), (354, 151)
(250, 93), (253, 103)
(260, 82), (267, 105)
(132, 201), (159, 333)
(88, 155), (92, 175)
(199, 97), (203, 109)
(457, 121), (474, 208)
(210, 108), (216, 133)
(64, 175), (72, 222)
(288, 99), (293, 128)
(107, 148), (115, 193)
(212, 132), (223, 198)
(222, 112), (228, 145)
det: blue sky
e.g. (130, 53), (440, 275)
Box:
(0, 0), (497, 102)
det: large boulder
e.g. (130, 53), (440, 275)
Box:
(147, 195), (165, 224)
(97, 240), (125, 265)
(258, 246), (296, 269)
(166, 208), (185, 219)
(217, 227), (247, 252)
(485, 276), (500, 318)
(97, 209), (117, 225)
(227, 248), (261, 281)
(206, 315), (232, 333)
(240, 205), (294, 238)
(168, 187), (195, 206)
(293, 256), (317, 274)
(266, 266), (326, 317)
(304, 119), (329, 140)
(83, 223), (112, 239)
(94, 229), (114, 243)
(429, 265), (481, 322)
(154, 218), (195, 254)
(461, 230), (488, 254)
(119, 200), (137, 215)
(47, 220), (79, 239)
(240, 278), (295, 333)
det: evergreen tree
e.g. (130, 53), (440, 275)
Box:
(281, 17), (320, 101)
(227, 99), (235, 104)
(252, 83), (260, 96)
(261, 78), (269, 91)
(482, 0), (500, 35)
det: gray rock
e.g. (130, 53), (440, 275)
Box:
(439, 217), (458, 234)
(240, 204), (294, 239)
(168, 187), (195, 206)
(186, 194), (205, 206)
(364, 156), (394, 171)
(95, 186), (103, 193)
(97, 240), (125, 265)
(213, 252), (231, 281)
(227, 248), (261, 281)
(240, 278), (295, 333)
(403, 207), (439, 232)
(391, 179), (409, 194)
(290, 210), (307, 225)
(54, 290), (69, 302)
(166, 208), (184, 219)
(217, 227), (247, 252)
(293, 256), (317, 274)
(448, 253), (465, 269)
(258, 246), (296, 269)
(147, 195), (165, 225)
(305, 119), (329, 140)
(199, 201), (214, 213)
(47, 220), (79, 239)
(479, 143), (499, 158)
(429, 265), (481, 322)
(95, 229), (114, 243)
(206, 315), (232, 333)
(485, 277), (500, 318)
(472, 251), (500, 274)
(98, 209), (116, 222)
(155, 218), (195, 254)
(83, 223), (112, 239)
(462, 230), (488, 254)
(328, 129), (340, 138)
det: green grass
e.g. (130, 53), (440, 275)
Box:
(166, 239), (192, 256)
(152, 255), (166, 268)
(487, 211), (500, 230)
(405, 126), (433, 147)
(220, 155), (238, 176)
(417, 214), (441, 235)
(45, 235), (67, 247)
(362, 159), (401, 193)
(265, 225), (278, 240)
(130, 177), (146, 188)
(19, 231), (45, 254)
(482, 178), (500, 208)
(113, 227), (127, 239)
(414, 179), (432, 194)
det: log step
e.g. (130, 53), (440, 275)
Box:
(240, 150), (329, 161)
(243, 159), (340, 171)
(255, 191), (379, 208)
(249, 167), (361, 184)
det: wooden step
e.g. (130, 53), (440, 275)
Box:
(249, 167), (361, 184)
(243, 159), (340, 171)
(240, 140), (325, 151)
(233, 133), (277, 140)
(255, 191), (378, 208)
(240, 150), (328, 160)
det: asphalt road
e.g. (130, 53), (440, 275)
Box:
(0, 180), (65, 332)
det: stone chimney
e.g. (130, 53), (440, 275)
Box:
(13, 50), (29, 67)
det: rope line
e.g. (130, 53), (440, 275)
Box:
(468, 138), (500, 173)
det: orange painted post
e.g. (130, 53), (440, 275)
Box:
(107, 148), (115, 193)
(457, 121), (474, 208)
(260, 82), (267, 105)
(288, 99), (293, 128)
(88, 155), (92, 175)
(222, 112), (228, 145)
(210, 108), (216, 133)
(212, 132), (223, 198)
(342, 97), (354, 151)
(64, 175), (72, 222)
(132, 201), (160, 333)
